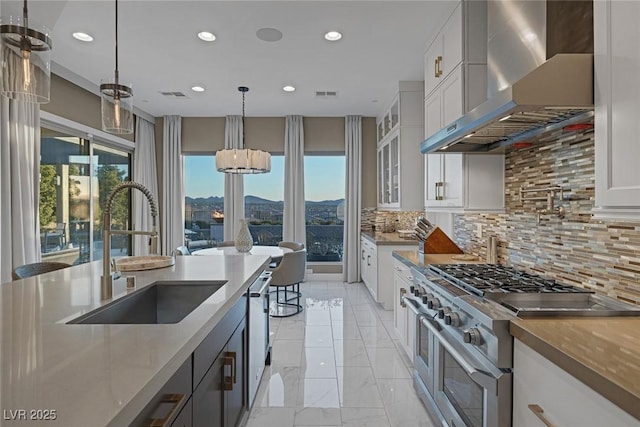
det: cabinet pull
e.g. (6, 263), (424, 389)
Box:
(400, 288), (407, 307)
(437, 56), (443, 77)
(362, 249), (365, 260)
(146, 393), (185, 427)
(223, 351), (237, 391)
(528, 404), (556, 427)
(434, 58), (439, 78)
(367, 255), (371, 266)
(435, 181), (444, 201)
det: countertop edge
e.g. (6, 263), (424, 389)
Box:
(510, 321), (640, 421)
(361, 231), (419, 246)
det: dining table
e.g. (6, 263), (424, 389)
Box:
(191, 245), (292, 261)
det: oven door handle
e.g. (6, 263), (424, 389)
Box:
(419, 316), (498, 393)
(402, 296), (422, 316)
(417, 312), (442, 331)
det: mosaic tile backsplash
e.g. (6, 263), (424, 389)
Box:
(361, 208), (423, 233)
(454, 129), (640, 304)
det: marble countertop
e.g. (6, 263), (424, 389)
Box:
(392, 250), (482, 269)
(0, 255), (270, 427)
(511, 318), (640, 420)
(361, 231), (419, 246)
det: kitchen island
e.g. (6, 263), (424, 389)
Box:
(0, 255), (270, 427)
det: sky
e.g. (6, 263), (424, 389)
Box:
(184, 155), (345, 202)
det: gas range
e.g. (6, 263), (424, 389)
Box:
(428, 264), (640, 318)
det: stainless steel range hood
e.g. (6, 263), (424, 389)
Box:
(421, 0), (594, 154)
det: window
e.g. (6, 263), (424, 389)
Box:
(39, 128), (132, 265)
(245, 156), (284, 246)
(305, 156), (345, 262)
(184, 155), (224, 250)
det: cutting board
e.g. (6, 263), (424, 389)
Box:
(116, 255), (175, 272)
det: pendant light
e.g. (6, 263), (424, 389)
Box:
(100, 0), (133, 134)
(216, 86), (271, 174)
(0, 0), (52, 103)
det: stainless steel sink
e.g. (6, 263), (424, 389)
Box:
(68, 281), (226, 324)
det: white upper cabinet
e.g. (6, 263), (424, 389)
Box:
(425, 153), (504, 212)
(377, 82), (424, 210)
(424, 3), (463, 96)
(594, 0), (640, 218)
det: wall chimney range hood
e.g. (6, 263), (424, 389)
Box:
(420, 0), (594, 154)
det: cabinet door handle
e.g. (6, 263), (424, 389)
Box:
(367, 255), (371, 266)
(146, 393), (186, 427)
(223, 351), (237, 391)
(362, 249), (365, 260)
(434, 58), (439, 78)
(436, 56), (443, 77)
(400, 288), (407, 307)
(435, 181), (444, 201)
(528, 404), (557, 427)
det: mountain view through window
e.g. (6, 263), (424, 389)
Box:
(184, 155), (345, 261)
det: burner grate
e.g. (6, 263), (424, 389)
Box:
(428, 264), (589, 296)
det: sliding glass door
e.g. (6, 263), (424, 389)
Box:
(39, 128), (132, 265)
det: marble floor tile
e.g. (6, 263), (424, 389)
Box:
(341, 408), (391, 427)
(365, 347), (411, 379)
(334, 339), (371, 367)
(353, 309), (383, 327)
(275, 319), (307, 340)
(305, 308), (333, 326)
(271, 340), (304, 368)
(337, 366), (384, 408)
(245, 407), (296, 427)
(298, 378), (341, 408)
(359, 325), (395, 348)
(301, 347), (337, 378)
(376, 309), (395, 321)
(377, 378), (435, 427)
(294, 407), (342, 426)
(332, 321), (361, 341)
(304, 325), (334, 347)
(254, 366), (301, 408)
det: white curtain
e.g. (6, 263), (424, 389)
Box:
(343, 116), (362, 283)
(161, 116), (184, 255)
(133, 118), (159, 255)
(0, 97), (41, 282)
(283, 115), (306, 247)
(223, 115), (245, 240)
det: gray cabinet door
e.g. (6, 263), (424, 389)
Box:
(193, 354), (224, 427)
(225, 320), (246, 427)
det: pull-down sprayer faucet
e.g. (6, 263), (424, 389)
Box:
(101, 181), (158, 300)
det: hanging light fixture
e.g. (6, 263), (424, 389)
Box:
(100, 0), (133, 134)
(216, 86), (271, 174)
(0, 0), (52, 103)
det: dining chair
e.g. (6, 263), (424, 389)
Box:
(269, 241), (305, 269)
(174, 246), (191, 256)
(12, 262), (71, 280)
(269, 249), (306, 317)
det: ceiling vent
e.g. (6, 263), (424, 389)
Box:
(160, 91), (188, 98)
(315, 90), (338, 98)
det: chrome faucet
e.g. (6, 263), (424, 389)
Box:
(101, 181), (158, 300)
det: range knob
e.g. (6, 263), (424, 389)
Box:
(463, 328), (482, 346)
(427, 298), (441, 310)
(438, 307), (452, 319)
(409, 285), (416, 294)
(421, 295), (429, 305)
(444, 312), (461, 327)
(413, 287), (422, 297)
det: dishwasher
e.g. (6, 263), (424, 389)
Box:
(248, 270), (272, 407)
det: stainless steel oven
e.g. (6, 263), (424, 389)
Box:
(420, 314), (512, 427)
(408, 267), (514, 427)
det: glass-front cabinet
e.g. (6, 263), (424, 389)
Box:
(376, 81), (424, 210)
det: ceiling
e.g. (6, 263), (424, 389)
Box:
(2, 1), (456, 117)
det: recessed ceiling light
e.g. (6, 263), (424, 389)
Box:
(324, 31), (342, 41)
(282, 85), (296, 92)
(191, 86), (205, 93)
(256, 28), (283, 42)
(197, 31), (216, 42)
(72, 32), (94, 42)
